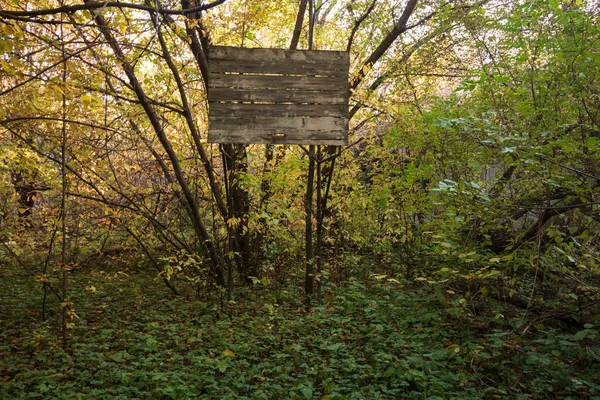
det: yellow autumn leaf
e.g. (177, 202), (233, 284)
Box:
(223, 349), (234, 357)
(81, 94), (93, 107)
(85, 285), (97, 293)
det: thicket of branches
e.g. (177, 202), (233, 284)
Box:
(1, 0), (599, 331)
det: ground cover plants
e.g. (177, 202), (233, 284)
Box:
(1, 0), (599, 398)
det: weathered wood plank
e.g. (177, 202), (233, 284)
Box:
(208, 73), (348, 91)
(207, 46), (350, 146)
(209, 88), (347, 104)
(209, 103), (348, 118)
(209, 59), (347, 76)
(209, 116), (348, 132)
(208, 129), (348, 146)
(209, 46), (349, 65)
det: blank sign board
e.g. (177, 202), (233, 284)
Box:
(207, 46), (349, 146)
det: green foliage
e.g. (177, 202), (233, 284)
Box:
(1, 268), (599, 399)
(1, 1), (600, 399)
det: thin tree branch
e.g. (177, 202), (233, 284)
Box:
(350, 0), (419, 91)
(347, 0), (377, 53)
(0, 0), (228, 19)
(290, 0), (309, 50)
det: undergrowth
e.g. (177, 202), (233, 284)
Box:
(1, 264), (599, 399)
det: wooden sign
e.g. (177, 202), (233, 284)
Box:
(207, 46), (349, 146)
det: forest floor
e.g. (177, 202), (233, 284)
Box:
(1, 260), (599, 399)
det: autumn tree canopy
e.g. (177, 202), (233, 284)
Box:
(1, 0), (599, 397)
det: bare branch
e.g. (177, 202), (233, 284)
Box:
(350, 0), (419, 91)
(0, 0), (228, 19)
(347, 0), (377, 53)
(290, 0), (309, 50)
